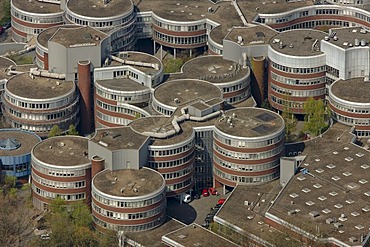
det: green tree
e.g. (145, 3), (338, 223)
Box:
(70, 201), (92, 228)
(0, 0), (11, 26)
(282, 94), (297, 142)
(48, 125), (62, 138)
(4, 175), (16, 187)
(67, 124), (79, 136)
(303, 97), (330, 136)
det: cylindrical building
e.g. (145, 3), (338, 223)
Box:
(0, 129), (41, 178)
(213, 107), (285, 189)
(10, 0), (64, 42)
(329, 77), (370, 137)
(181, 56), (251, 105)
(2, 73), (79, 137)
(31, 136), (91, 210)
(129, 117), (196, 197)
(268, 30), (327, 114)
(91, 167), (166, 232)
(65, 0), (136, 51)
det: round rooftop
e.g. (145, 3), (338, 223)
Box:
(0, 129), (40, 157)
(32, 136), (89, 167)
(67, 0), (134, 18)
(93, 168), (165, 197)
(153, 79), (222, 108)
(269, 29), (326, 56)
(37, 25), (78, 49)
(214, 107), (285, 138)
(6, 73), (75, 100)
(12, 0), (63, 14)
(182, 56), (249, 84)
(110, 51), (162, 75)
(129, 116), (194, 146)
(330, 77), (370, 104)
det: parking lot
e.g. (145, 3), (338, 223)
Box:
(166, 193), (226, 226)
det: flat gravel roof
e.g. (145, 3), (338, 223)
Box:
(93, 167), (164, 197)
(215, 107), (284, 138)
(182, 56), (249, 84)
(67, 0), (133, 18)
(269, 29), (326, 56)
(331, 77), (370, 103)
(6, 73), (74, 100)
(32, 136), (89, 167)
(12, 0), (63, 14)
(154, 79), (222, 108)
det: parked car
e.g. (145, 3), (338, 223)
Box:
(182, 193), (191, 203)
(2, 22), (11, 30)
(193, 192), (200, 200)
(0, 27), (4, 35)
(217, 198), (226, 205)
(202, 188), (210, 197)
(209, 187), (218, 195)
(40, 234), (50, 240)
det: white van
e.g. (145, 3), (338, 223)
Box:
(182, 193), (191, 203)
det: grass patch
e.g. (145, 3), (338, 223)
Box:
(7, 54), (34, 65)
(163, 57), (190, 73)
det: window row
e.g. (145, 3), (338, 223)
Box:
(65, 12), (134, 28)
(214, 144), (284, 161)
(32, 173), (86, 189)
(33, 184), (85, 201)
(93, 215), (164, 232)
(4, 93), (75, 110)
(214, 156), (279, 172)
(271, 62), (326, 74)
(153, 31), (207, 45)
(271, 84), (326, 97)
(96, 87), (149, 104)
(161, 164), (194, 180)
(167, 177), (193, 191)
(96, 100), (146, 117)
(270, 72), (326, 86)
(92, 202), (165, 221)
(329, 99), (370, 114)
(148, 152), (194, 168)
(213, 131), (284, 149)
(12, 10), (63, 24)
(214, 167), (279, 184)
(96, 112), (132, 126)
(152, 19), (206, 32)
(149, 141), (194, 157)
(32, 162), (86, 177)
(92, 191), (166, 208)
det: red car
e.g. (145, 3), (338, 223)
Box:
(209, 187), (218, 195)
(202, 189), (209, 197)
(217, 198), (226, 205)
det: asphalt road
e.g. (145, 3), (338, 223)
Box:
(166, 194), (225, 226)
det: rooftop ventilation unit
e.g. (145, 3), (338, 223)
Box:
(361, 39), (367, 46)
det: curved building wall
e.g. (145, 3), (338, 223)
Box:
(254, 5), (370, 32)
(65, 2), (136, 51)
(2, 79), (80, 137)
(213, 110), (285, 187)
(148, 132), (196, 197)
(152, 13), (208, 50)
(328, 81), (370, 136)
(0, 129), (41, 178)
(31, 137), (91, 211)
(91, 169), (167, 232)
(268, 46), (327, 114)
(10, 0), (64, 42)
